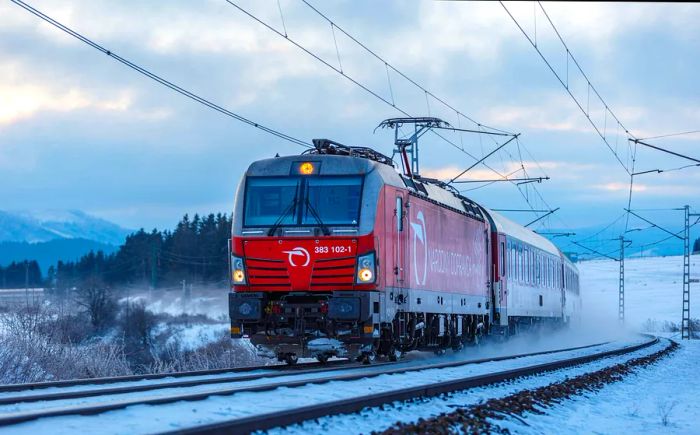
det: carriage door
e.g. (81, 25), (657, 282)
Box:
(496, 235), (508, 325)
(392, 192), (408, 289)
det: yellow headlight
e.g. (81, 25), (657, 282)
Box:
(358, 268), (373, 282)
(299, 162), (314, 175)
(233, 269), (245, 283)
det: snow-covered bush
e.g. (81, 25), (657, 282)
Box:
(0, 306), (132, 383)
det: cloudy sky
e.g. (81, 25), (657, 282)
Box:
(1, 1), (699, 249)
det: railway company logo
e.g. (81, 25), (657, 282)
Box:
(282, 247), (311, 267)
(410, 210), (428, 286)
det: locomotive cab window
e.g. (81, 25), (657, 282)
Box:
(243, 175), (363, 227)
(243, 177), (299, 227)
(303, 176), (362, 225)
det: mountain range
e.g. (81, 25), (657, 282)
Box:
(0, 210), (132, 272)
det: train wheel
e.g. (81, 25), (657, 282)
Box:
(359, 351), (376, 365)
(284, 353), (298, 366)
(434, 348), (447, 356)
(316, 354), (329, 364)
(388, 347), (402, 362)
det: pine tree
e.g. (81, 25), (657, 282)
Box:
(48, 212), (233, 289)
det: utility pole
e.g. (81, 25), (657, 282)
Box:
(150, 244), (158, 291)
(24, 260), (29, 308)
(683, 205), (700, 339)
(181, 279), (187, 314)
(618, 236), (631, 323)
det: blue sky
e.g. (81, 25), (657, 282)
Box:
(1, 1), (698, 250)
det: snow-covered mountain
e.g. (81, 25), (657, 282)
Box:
(0, 210), (131, 245)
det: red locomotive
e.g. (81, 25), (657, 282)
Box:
(229, 127), (580, 364)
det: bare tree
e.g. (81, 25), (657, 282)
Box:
(75, 277), (116, 331)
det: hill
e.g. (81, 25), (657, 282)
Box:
(0, 210), (130, 272)
(0, 239), (119, 273)
(0, 210), (130, 245)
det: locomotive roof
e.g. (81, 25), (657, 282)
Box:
(244, 153), (571, 264)
(483, 208), (561, 256)
(245, 154), (384, 176)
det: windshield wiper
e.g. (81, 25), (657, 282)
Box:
(305, 197), (331, 236)
(267, 182), (299, 236)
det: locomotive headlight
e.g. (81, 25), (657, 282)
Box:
(355, 252), (376, 284)
(231, 255), (247, 284)
(358, 268), (373, 282)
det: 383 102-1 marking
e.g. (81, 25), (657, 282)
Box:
(314, 245), (354, 254)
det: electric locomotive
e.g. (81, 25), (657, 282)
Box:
(229, 137), (580, 364)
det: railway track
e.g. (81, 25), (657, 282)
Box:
(0, 336), (660, 434)
(0, 358), (349, 394)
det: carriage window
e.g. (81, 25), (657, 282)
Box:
(525, 248), (530, 284)
(518, 244), (523, 282)
(500, 242), (505, 277)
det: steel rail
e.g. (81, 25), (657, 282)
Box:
(0, 360), (391, 406)
(0, 359), (350, 394)
(0, 341), (608, 405)
(170, 336), (661, 435)
(0, 340), (607, 406)
(0, 339), (625, 426)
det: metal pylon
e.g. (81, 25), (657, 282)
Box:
(682, 205), (691, 339)
(619, 236), (625, 323)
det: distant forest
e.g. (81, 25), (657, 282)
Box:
(2, 215), (700, 289)
(0, 261), (42, 288)
(44, 213), (232, 290)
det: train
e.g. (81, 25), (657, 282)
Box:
(228, 138), (580, 364)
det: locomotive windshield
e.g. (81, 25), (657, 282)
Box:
(243, 175), (363, 227)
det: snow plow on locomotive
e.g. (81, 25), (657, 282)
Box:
(229, 136), (580, 364)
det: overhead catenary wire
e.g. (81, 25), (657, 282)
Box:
(299, 0), (514, 135)
(225, 0), (559, 227)
(498, 1), (692, 249)
(500, 1), (635, 175)
(10, 0), (312, 149)
(638, 130), (700, 141)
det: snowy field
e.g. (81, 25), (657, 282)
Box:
(498, 339), (700, 434)
(0, 336), (654, 435)
(578, 255), (700, 331)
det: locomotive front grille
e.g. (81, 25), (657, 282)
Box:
(310, 256), (355, 289)
(246, 257), (292, 290)
(244, 255), (357, 291)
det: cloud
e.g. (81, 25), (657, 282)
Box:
(592, 180), (700, 198)
(2, 1), (699, 230)
(0, 83), (130, 126)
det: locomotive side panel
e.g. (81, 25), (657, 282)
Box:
(390, 193), (491, 316)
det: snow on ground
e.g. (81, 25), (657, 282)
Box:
(118, 287), (228, 320)
(497, 339), (700, 434)
(579, 255), (700, 330)
(267, 338), (668, 435)
(155, 322), (229, 352)
(0, 336), (654, 434)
